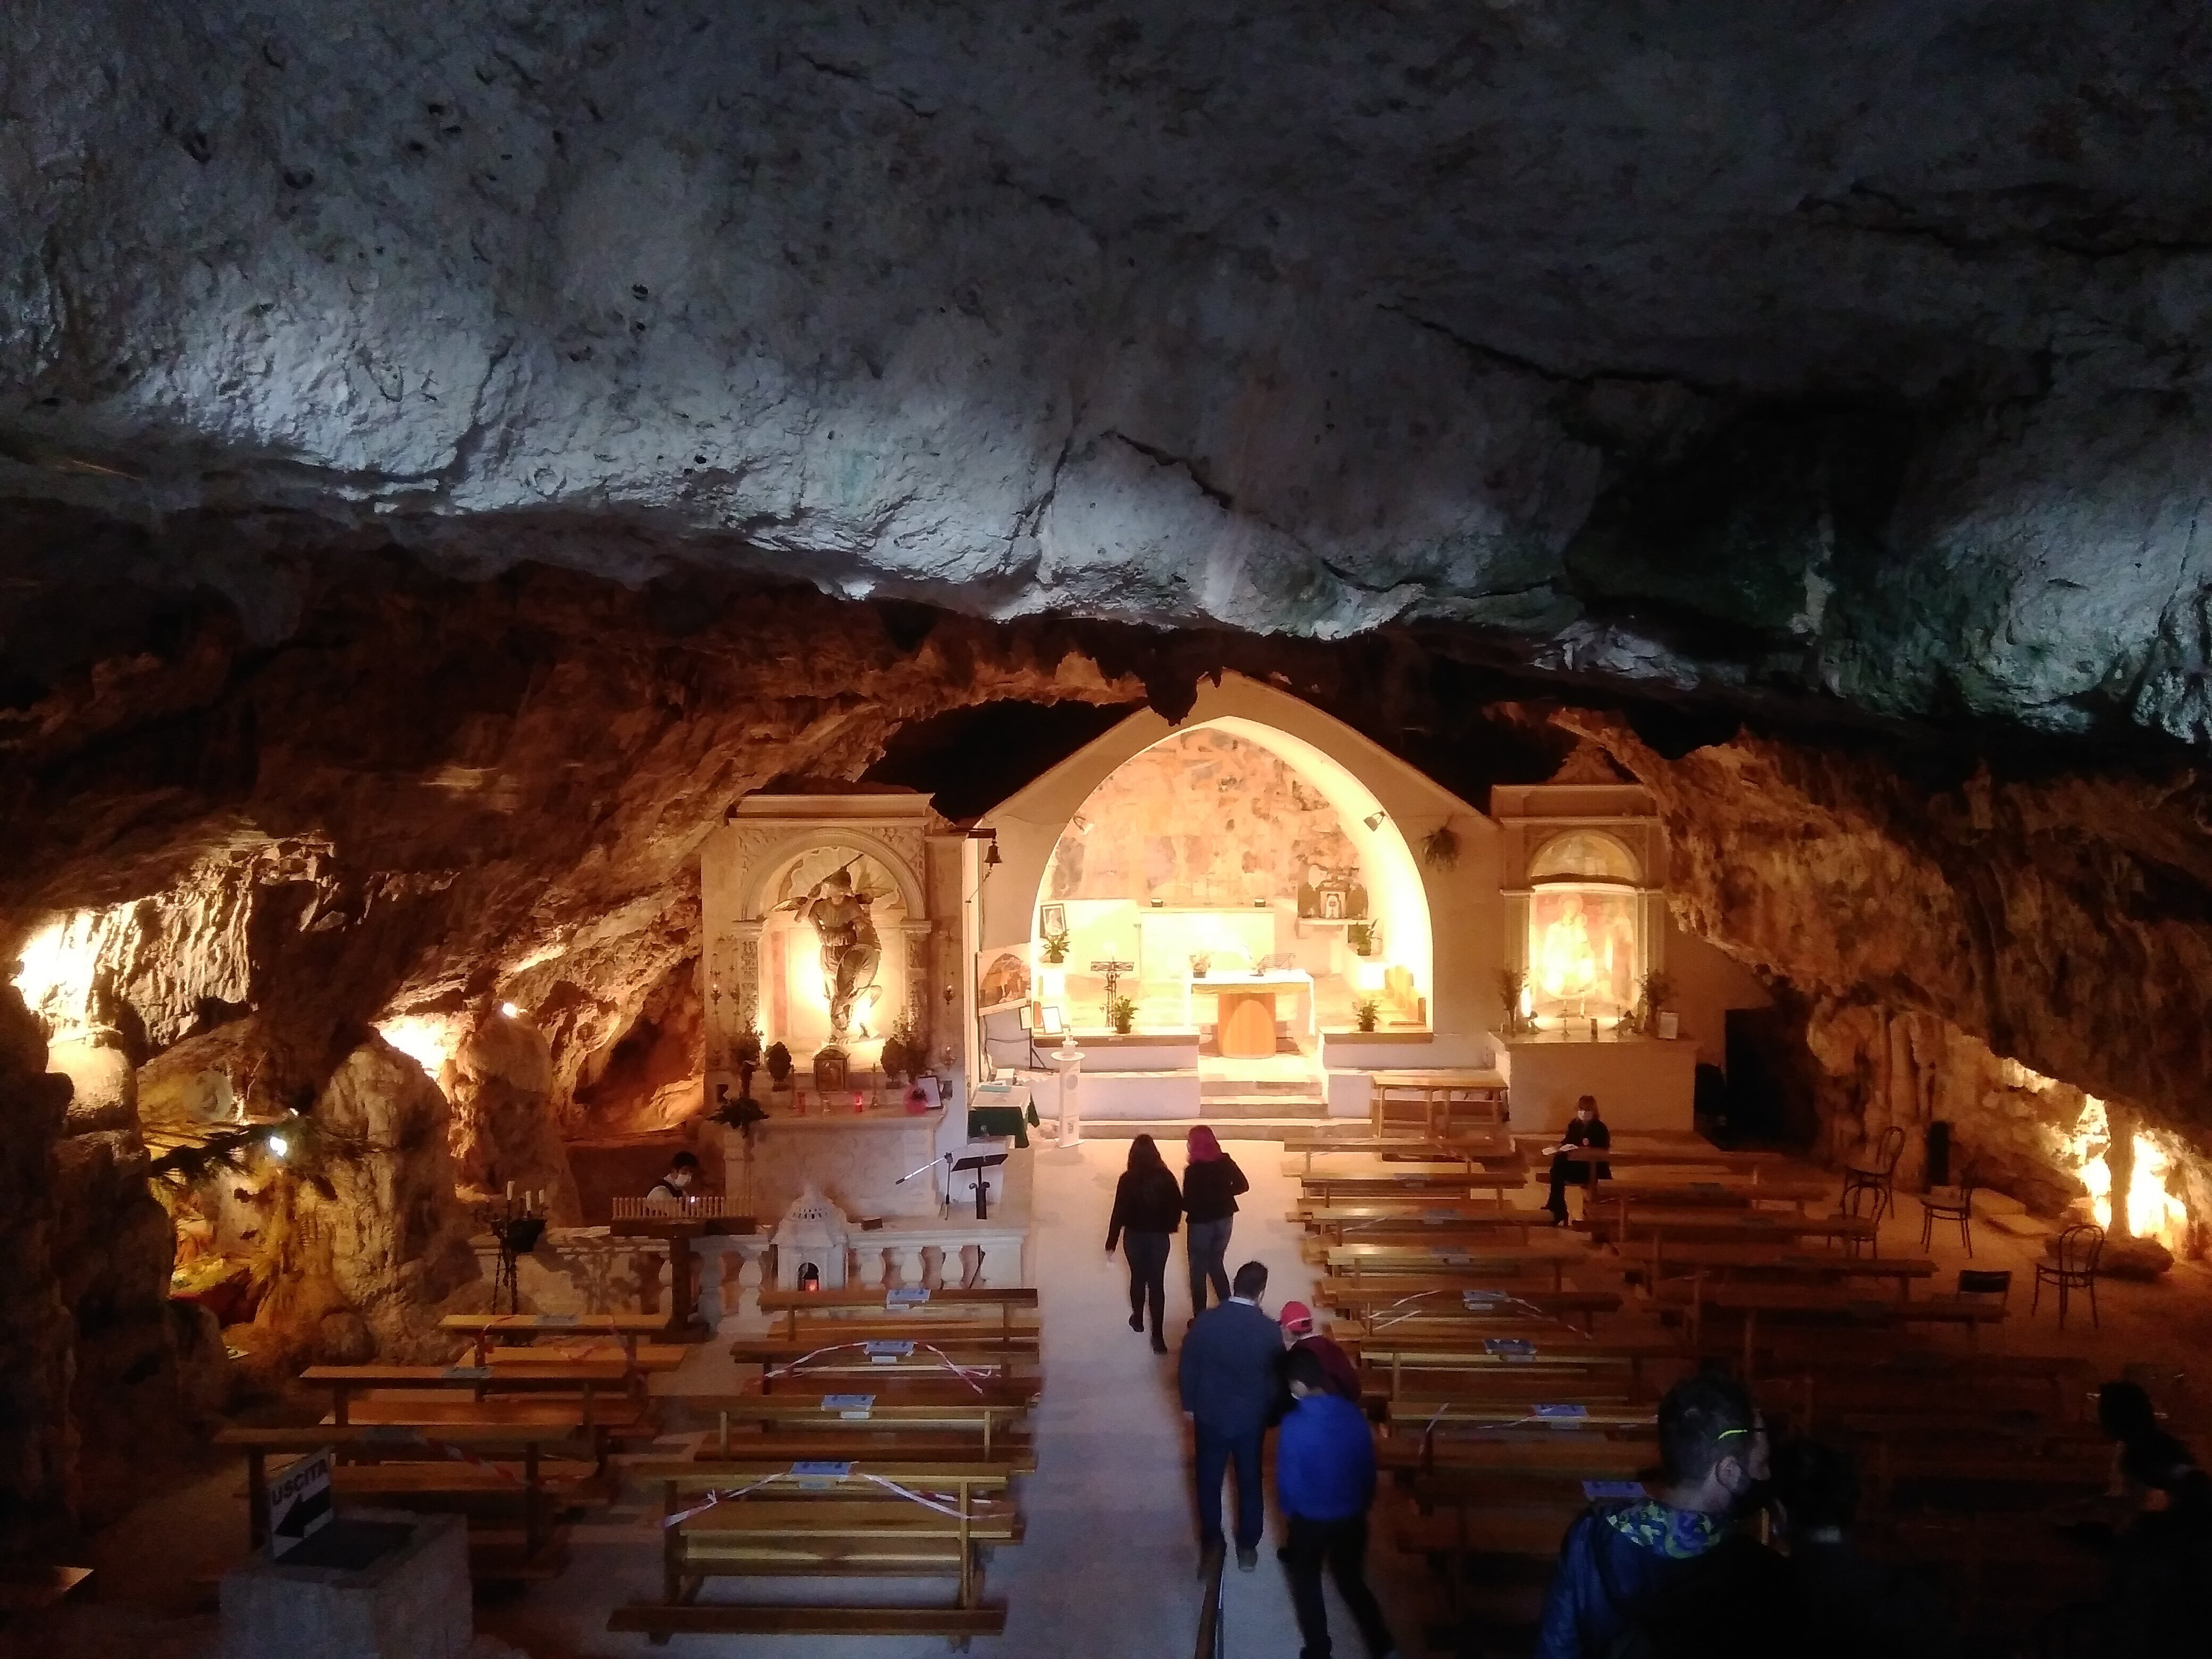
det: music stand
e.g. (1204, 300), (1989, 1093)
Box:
(951, 1151), (1011, 1221)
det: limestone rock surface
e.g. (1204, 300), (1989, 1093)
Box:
(6, 4), (2212, 741)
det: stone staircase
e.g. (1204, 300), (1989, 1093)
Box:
(1082, 1066), (1332, 1141)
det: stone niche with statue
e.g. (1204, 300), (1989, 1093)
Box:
(698, 789), (970, 1221)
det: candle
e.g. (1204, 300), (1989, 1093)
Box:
(506, 1180), (514, 1200)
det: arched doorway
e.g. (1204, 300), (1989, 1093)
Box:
(1029, 718), (1435, 1051)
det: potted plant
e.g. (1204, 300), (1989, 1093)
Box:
(1497, 967), (1528, 1036)
(765, 1041), (793, 1091)
(1353, 998), (1381, 1033)
(1040, 929), (1070, 965)
(1189, 951), (1212, 979)
(732, 1027), (764, 1068)
(1638, 973), (1677, 1040)
(1345, 920), (1376, 957)
(1105, 993), (1137, 1035)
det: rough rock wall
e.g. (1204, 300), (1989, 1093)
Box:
(569, 954), (704, 1138)
(249, 1035), (481, 1367)
(11, 4), (2212, 745)
(1564, 710), (2212, 1167)
(447, 1011), (577, 1222)
(0, 987), (76, 1551)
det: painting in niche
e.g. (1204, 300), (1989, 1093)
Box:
(1529, 887), (1636, 1010)
(976, 950), (1032, 1014)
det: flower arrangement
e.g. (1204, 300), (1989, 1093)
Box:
(1040, 929), (1071, 964)
(1354, 998), (1381, 1033)
(1105, 994), (1138, 1035)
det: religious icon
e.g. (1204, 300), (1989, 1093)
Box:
(976, 949), (1033, 1013)
(781, 862), (885, 1041)
(1529, 888), (1635, 1009)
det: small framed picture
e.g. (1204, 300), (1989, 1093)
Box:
(1039, 1004), (1067, 1035)
(1037, 902), (1067, 939)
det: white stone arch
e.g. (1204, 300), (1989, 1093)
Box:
(1025, 712), (1437, 1001)
(733, 826), (927, 921)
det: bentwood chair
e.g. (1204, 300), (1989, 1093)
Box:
(1841, 1126), (1907, 1229)
(2033, 1222), (2104, 1330)
(1839, 1179), (1884, 1258)
(1920, 1163), (1980, 1257)
(1956, 1268), (2013, 1310)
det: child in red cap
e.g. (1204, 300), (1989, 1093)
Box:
(1278, 1301), (1363, 1402)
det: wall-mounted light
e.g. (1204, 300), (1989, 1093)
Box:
(266, 1133), (289, 1161)
(499, 1001), (520, 1019)
(1363, 811), (1386, 831)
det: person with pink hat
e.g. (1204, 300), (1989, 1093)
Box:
(1180, 1125), (1249, 1316)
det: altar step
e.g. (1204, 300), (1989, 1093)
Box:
(1082, 1118), (1340, 1142)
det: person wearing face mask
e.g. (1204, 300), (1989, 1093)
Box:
(646, 1150), (702, 1205)
(1535, 1370), (1787, 1659)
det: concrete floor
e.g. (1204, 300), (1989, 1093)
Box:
(17, 1137), (2212, 1658)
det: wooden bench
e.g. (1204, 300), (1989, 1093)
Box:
(1590, 1211), (1877, 1251)
(683, 1382), (1037, 1460)
(1322, 1241), (1588, 1292)
(300, 1361), (643, 1427)
(1318, 1278), (1622, 1331)
(756, 1287), (1041, 1345)
(1527, 1137), (1794, 1178)
(613, 1457), (1019, 1646)
(1629, 1243), (1938, 1297)
(1295, 1208), (1547, 1248)
(1301, 1172), (1529, 1206)
(1595, 1177), (1834, 1216)
(1368, 1069), (1510, 1138)
(1655, 1283), (2008, 1371)
(731, 1337), (1041, 1386)
(1344, 1335), (1686, 1400)
(1281, 1134), (1521, 1175)
(441, 1311), (680, 1365)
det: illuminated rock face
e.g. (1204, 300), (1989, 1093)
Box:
(7, 3), (2212, 740)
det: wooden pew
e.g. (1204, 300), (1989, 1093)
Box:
(756, 1286), (1041, 1345)
(1280, 1134), (1521, 1176)
(300, 1361), (644, 1428)
(730, 1336), (1040, 1387)
(441, 1311), (679, 1365)
(681, 1380), (1037, 1461)
(1590, 1211), (1877, 1251)
(217, 1422), (590, 1578)
(1344, 1334), (1686, 1400)
(1655, 1283), (2008, 1371)
(1526, 1136), (1795, 1179)
(611, 1455), (1019, 1645)
(1296, 1208), (1548, 1248)
(1317, 1277), (1623, 1333)
(1301, 1171), (1530, 1206)
(1322, 1241), (1588, 1293)
(1629, 1243), (1937, 1298)
(1595, 1177), (1834, 1215)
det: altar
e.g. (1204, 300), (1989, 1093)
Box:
(722, 1105), (950, 1222)
(1183, 969), (1314, 1056)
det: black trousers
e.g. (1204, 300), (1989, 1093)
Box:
(1283, 1512), (1394, 1659)
(1546, 1154), (1597, 1218)
(1122, 1230), (1170, 1336)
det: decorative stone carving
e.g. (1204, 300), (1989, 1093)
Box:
(773, 1183), (851, 1291)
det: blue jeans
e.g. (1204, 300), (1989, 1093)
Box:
(1194, 1421), (1264, 1552)
(1186, 1216), (1234, 1313)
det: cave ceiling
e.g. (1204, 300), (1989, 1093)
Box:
(7, 1), (2212, 746)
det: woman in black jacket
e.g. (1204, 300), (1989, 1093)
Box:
(1105, 1134), (1182, 1352)
(1181, 1124), (1250, 1315)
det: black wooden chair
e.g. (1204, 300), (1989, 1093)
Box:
(1920, 1164), (1980, 1257)
(1839, 1179), (1885, 1257)
(1842, 1126), (1907, 1229)
(2033, 1222), (2104, 1330)
(1956, 1267), (2012, 1309)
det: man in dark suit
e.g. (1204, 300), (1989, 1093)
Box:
(1178, 1259), (1284, 1571)
(1545, 1094), (1611, 1225)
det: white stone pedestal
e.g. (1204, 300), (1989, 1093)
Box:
(221, 1510), (470, 1659)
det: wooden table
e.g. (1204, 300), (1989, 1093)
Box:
(1368, 1069), (1509, 1137)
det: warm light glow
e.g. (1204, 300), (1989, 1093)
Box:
(375, 1014), (464, 1082)
(2059, 1096), (2190, 1251)
(265, 1133), (289, 1161)
(9, 913), (106, 1037)
(1529, 887), (1635, 1010)
(499, 1001), (520, 1019)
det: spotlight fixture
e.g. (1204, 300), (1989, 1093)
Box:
(500, 1001), (520, 1019)
(1363, 811), (1386, 831)
(266, 1133), (289, 1161)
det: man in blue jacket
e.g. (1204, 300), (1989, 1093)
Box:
(1536, 1370), (1784, 1658)
(1178, 1259), (1283, 1571)
(1278, 1346), (1396, 1659)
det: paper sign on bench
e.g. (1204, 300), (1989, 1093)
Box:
(1461, 1289), (1506, 1308)
(267, 1448), (333, 1558)
(440, 1366), (495, 1381)
(359, 1425), (426, 1446)
(886, 1287), (931, 1306)
(1423, 1210), (1459, 1225)
(822, 1394), (876, 1420)
(1583, 1479), (1645, 1500)
(1535, 1403), (1588, 1422)
(1484, 1337), (1535, 1358)
(865, 1340), (915, 1362)
(792, 1460), (853, 1488)
(538, 1313), (580, 1327)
